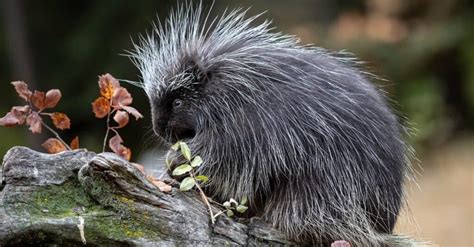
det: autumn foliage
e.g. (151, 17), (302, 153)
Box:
(0, 73), (142, 161)
(91, 73), (143, 160)
(0, 81), (74, 150)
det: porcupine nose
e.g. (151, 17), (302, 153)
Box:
(167, 119), (196, 143)
(151, 111), (168, 138)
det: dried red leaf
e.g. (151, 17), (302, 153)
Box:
(11, 105), (30, 124)
(44, 89), (62, 109)
(26, 112), (42, 134)
(151, 179), (172, 193)
(109, 134), (131, 161)
(121, 148), (132, 161)
(51, 112), (71, 130)
(119, 147), (132, 161)
(70, 136), (80, 149)
(0, 105), (30, 126)
(42, 138), (67, 154)
(0, 112), (22, 126)
(113, 110), (129, 128)
(92, 97), (110, 118)
(121, 106), (143, 120)
(111, 87), (132, 109)
(11, 81), (32, 101)
(31, 90), (46, 111)
(99, 73), (120, 100)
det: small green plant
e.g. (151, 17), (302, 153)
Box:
(167, 141), (248, 224)
(220, 197), (248, 217)
(168, 141), (208, 191)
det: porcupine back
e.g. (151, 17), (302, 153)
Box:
(131, 3), (416, 246)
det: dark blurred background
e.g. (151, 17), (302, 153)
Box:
(1, 0), (472, 245)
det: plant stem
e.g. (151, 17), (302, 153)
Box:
(41, 121), (71, 150)
(102, 106), (114, 153)
(190, 171), (216, 224)
(208, 197), (225, 208)
(212, 210), (225, 221)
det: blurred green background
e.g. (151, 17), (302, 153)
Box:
(1, 0), (472, 246)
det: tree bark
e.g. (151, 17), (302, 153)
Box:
(0, 146), (294, 246)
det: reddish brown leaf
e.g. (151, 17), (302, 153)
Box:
(11, 105), (30, 124)
(11, 81), (32, 101)
(26, 112), (42, 134)
(131, 162), (145, 174)
(109, 134), (131, 161)
(99, 73), (120, 100)
(44, 89), (62, 109)
(0, 112), (22, 126)
(92, 97), (110, 118)
(42, 138), (67, 154)
(119, 147), (132, 161)
(111, 87), (132, 109)
(113, 110), (129, 128)
(120, 148), (132, 161)
(51, 112), (71, 130)
(0, 105), (30, 126)
(70, 136), (80, 149)
(31, 90), (46, 111)
(121, 106), (143, 120)
(151, 179), (172, 193)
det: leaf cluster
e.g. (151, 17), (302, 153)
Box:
(0, 81), (76, 152)
(168, 141), (208, 191)
(0, 73), (145, 160)
(92, 73), (143, 160)
(168, 141), (248, 223)
(222, 197), (248, 217)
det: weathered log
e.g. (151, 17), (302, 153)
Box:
(0, 146), (294, 246)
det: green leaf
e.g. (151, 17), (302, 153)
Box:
(170, 141), (181, 151)
(236, 205), (248, 213)
(172, 164), (192, 176)
(190, 156), (203, 167)
(180, 142), (192, 161)
(179, 177), (196, 191)
(195, 175), (209, 183)
(223, 201), (231, 208)
(240, 196), (248, 206)
(226, 209), (234, 217)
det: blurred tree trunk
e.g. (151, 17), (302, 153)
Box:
(2, 0), (42, 149)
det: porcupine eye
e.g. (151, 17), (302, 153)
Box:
(172, 99), (183, 109)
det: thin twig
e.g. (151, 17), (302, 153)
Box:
(208, 197), (225, 208)
(212, 210), (225, 221)
(190, 171), (216, 224)
(110, 127), (119, 136)
(41, 121), (71, 150)
(102, 101), (114, 152)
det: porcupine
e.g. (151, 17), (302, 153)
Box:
(130, 3), (418, 246)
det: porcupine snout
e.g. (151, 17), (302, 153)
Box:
(150, 101), (197, 144)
